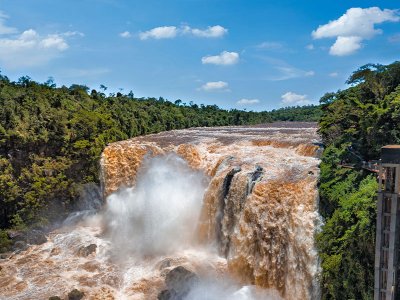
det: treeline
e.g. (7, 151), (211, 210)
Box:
(317, 61), (400, 299)
(269, 105), (322, 121)
(0, 74), (319, 250)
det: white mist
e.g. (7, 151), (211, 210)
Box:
(104, 153), (208, 257)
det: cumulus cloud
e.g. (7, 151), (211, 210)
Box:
(0, 12), (82, 69)
(281, 92), (312, 106)
(140, 25), (227, 40)
(312, 7), (400, 56)
(0, 11), (17, 35)
(237, 98), (260, 105)
(183, 25), (227, 38)
(0, 29), (71, 68)
(199, 81), (229, 91)
(139, 26), (177, 40)
(119, 31), (132, 38)
(201, 51), (239, 66)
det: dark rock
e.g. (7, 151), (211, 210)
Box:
(13, 240), (28, 251)
(26, 230), (47, 245)
(248, 166), (264, 194)
(68, 289), (84, 300)
(7, 230), (26, 242)
(158, 289), (177, 300)
(164, 266), (198, 298)
(0, 252), (11, 259)
(49, 296), (61, 300)
(77, 244), (97, 257)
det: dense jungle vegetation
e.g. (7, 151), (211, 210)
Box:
(0, 73), (320, 250)
(269, 104), (322, 121)
(317, 61), (400, 299)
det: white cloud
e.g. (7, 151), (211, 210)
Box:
(312, 7), (400, 56)
(199, 81), (229, 91)
(201, 51), (239, 66)
(281, 92), (312, 106)
(139, 26), (177, 40)
(237, 98), (260, 105)
(62, 31), (84, 37)
(329, 36), (363, 56)
(140, 25), (228, 40)
(0, 12), (83, 69)
(184, 25), (227, 38)
(119, 31), (132, 38)
(306, 44), (314, 50)
(329, 72), (339, 77)
(0, 29), (71, 68)
(0, 11), (17, 35)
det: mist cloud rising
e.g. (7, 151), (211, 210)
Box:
(104, 154), (208, 257)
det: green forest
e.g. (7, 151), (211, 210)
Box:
(0, 73), (319, 251)
(317, 61), (400, 299)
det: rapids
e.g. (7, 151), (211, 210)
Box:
(0, 122), (321, 299)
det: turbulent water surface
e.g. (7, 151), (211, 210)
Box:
(0, 122), (321, 300)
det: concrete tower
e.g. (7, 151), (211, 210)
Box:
(375, 145), (400, 300)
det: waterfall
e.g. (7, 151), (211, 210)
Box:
(0, 123), (321, 300)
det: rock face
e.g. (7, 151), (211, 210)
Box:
(158, 266), (199, 300)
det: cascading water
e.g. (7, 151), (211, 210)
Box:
(0, 123), (321, 300)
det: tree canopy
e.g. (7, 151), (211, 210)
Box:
(317, 61), (400, 299)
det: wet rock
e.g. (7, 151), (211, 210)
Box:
(49, 296), (61, 300)
(159, 266), (198, 299)
(13, 241), (28, 251)
(77, 244), (97, 257)
(248, 165), (264, 194)
(7, 230), (26, 241)
(68, 289), (84, 300)
(158, 289), (176, 300)
(26, 230), (47, 245)
(0, 252), (11, 259)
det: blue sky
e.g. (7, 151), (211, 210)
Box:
(0, 0), (399, 111)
